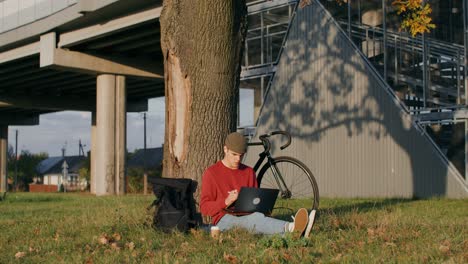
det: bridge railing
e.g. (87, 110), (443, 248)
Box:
(0, 0), (78, 34)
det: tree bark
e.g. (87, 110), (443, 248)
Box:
(160, 1), (247, 195)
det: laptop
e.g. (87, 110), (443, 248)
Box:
(224, 187), (279, 215)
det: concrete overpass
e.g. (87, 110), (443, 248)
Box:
(0, 0), (165, 195)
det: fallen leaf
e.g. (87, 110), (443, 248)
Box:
(385, 242), (396, 247)
(112, 233), (121, 241)
(357, 241), (365, 248)
(125, 242), (135, 251)
(53, 232), (60, 241)
(28, 246), (39, 253)
(439, 245), (450, 254)
(85, 256), (93, 264)
(15, 252), (26, 259)
(332, 218), (341, 228)
(181, 242), (189, 250)
(190, 228), (204, 240)
(110, 242), (120, 251)
(223, 252), (238, 264)
(331, 253), (342, 262)
(98, 234), (109, 245)
(85, 244), (92, 253)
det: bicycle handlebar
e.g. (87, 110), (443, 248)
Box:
(251, 130), (292, 153)
(270, 131), (292, 150)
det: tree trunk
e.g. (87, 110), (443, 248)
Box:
(160, 1), (247, 196)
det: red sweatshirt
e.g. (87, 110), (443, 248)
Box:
(200, 161), (258, 224)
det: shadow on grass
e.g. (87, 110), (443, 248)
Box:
(320, 198), (414, 216)
(271, 198), (415, 221)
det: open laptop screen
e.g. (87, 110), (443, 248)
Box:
(225, 187), (279, 215)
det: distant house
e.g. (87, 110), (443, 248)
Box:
(31, 156), (88, 192)
(127, 147), (163, 171)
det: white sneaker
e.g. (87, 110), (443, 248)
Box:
(304, 209), (316, 238)
(290, 208), (308, 236)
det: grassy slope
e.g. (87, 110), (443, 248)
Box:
(0, 193), (466, 263)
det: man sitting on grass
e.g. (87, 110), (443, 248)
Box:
(200, 132), (316, 237)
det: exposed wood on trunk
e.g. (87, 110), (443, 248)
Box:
(167, 51), (191, 166)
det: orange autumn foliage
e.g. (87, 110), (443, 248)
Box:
(391, 0), (436, 36)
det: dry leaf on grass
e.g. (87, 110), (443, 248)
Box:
(15, 252), (26, 259)
(112, 233), (121, 241)
(385, 242), (396, 247)
(439, 240), (451, 255)
(98, 234), (109, 245)
(331, 253), (342, 262)
(126, 242), (135, 251)
(190, 228), (205, 240)
(439, 245), (450, 254)
(110, 242), (121, 251)
(53, 232), (60, 241)
(29, 246), (40, 253)
(223, 252), (238, 264)
(85, 257), (93, 264)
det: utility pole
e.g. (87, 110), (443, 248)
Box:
(14, 130), (18, 191)
(143, 113), (148, 195)
(79, 139), (85, 156)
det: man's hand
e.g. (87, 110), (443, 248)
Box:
(225, 189), (238, 207)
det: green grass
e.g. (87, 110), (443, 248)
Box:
(0, 193), (466, 263)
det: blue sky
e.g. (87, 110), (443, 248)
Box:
(7, 90), (254, 157)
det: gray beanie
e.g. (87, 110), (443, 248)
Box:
(225, 132), (247, 154)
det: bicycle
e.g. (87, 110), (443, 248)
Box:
(247, 131), (319, 212)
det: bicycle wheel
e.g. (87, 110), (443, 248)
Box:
(257, 156), (319, 212)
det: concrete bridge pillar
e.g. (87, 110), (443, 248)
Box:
(95, 74), (127, 195)
(0, 126), (8, 193)
(90, 112), (97, 194)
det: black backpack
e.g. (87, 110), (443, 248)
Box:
(148, 177), (198, 232)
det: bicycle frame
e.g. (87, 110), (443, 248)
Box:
(248, 139), (292, 198)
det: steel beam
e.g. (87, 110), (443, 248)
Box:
(241, 65), (276, 80)
(0, 42), (40, 64)
(58, 6), (163, 48)
(41, 33), (163, 79)
(415, 109), (468, 122)
(0, 114), (39, 125)
(0, 95), (147, 112)
(247, 0), (297, 14)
